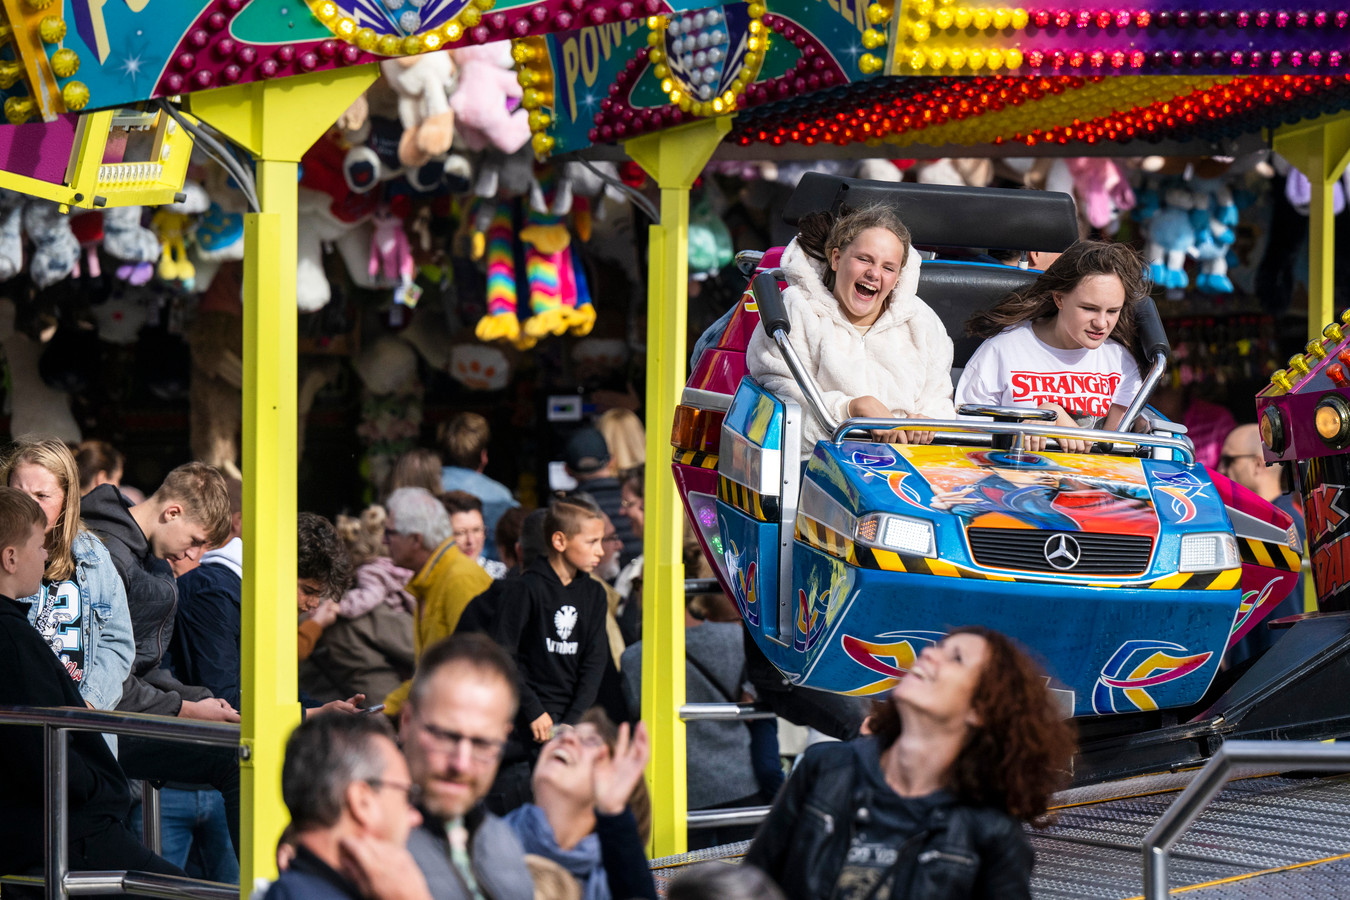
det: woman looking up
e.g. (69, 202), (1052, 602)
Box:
(956, 241), (1150, 453)
(746, 626), (1076, 900)
(747, 205), (955, 454)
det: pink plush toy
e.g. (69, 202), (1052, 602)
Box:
(369, 206), (415, 288)
(450, 41), (532, 154)
(1066, 157), (1136, 234)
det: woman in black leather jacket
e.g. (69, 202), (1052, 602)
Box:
(745, 626), (1076, 900)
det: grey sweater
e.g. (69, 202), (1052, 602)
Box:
(621, 621), (761, 809)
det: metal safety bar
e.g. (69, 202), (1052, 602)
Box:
(1142, 740), (1350, 899)
(687, 806), (773, 830)
(0, 706), (239, 900)
(831, 417), (1196, 465)
(679, 703), (778, 722)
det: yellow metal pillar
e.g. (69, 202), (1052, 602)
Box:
(187, 67), (376, 893)
(624, 116), (730, 858)
(1273, 111), (1350, 343)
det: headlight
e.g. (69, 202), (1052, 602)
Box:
(1315, 393), (1350, 449)
(856, 513), (936, 558)
(1179, 533), (1240, 573)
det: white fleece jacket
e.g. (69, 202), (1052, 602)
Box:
(746, 237), (955, 454)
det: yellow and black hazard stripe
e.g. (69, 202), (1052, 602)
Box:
(1144, 569), (1243, 591)
(796, 513), (1241, 591)
(672, 448), (719, 469)
(795, 515), (1013, 582)
(718, 476), (776, 522)
(1238, 536), (1302, 572)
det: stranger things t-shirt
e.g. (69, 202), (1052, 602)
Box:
(956, 321), (1143, 424)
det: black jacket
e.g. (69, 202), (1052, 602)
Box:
(0, 595), (130, 871)
(485, 557), (608, 729)
(82, 484), (211, 716)
(745, 739), (1033, 900)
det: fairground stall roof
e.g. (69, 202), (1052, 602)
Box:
(515, 1), (1350, 158)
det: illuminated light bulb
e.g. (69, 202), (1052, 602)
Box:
(51, 48), (80, 77)
(907, 49), (927, 69)
(910, 20), (931, 40)
(4, 96), (34, 124)
(949, 49), (966, 68)
(968, 49), (985, 70)
(1329, 364), (1349, 388)
(1011, 8), (1028, 28)
(973, 8), (992, 28)
(1006, 48), (1023, 67)
(315, 0), (340, 22)
(928, 48), (947, 68)
(1270, 369), (1292, 392)
(62, 82), (90, 110)
(992, 7), (1011, 28)
(954, 7), (973, 28)
(934, 8), (954, 28)
(1288, 355), (1311, 378)
(986, 49), (1004, 69)
(39, 15), (64, 42)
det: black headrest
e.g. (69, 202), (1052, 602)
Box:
(918, 261), (1038, 369)
(782, 173), (1078, 253)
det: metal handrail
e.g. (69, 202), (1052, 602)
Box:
(1118, 353), (1168, 435)
(830, 417), (1196, 464)
(0, 705), (240, 900)
(688, 806), (772, 830)
(679, 703), (778, 722)
(1142, 740), (1350, 899)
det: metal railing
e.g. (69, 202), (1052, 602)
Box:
(679, 577), (778, 832)
(831, 417), (1197, 464)
(0, 706), (239, 900)
(1142, 739), (1350, 899)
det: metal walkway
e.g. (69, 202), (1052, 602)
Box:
(650, 771), (1350, 898)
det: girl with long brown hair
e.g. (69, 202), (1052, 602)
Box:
(746, 626), (1076, 900)
(956, 240), (1151, 453)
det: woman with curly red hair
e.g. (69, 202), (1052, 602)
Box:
(745, 626), (1075, 900)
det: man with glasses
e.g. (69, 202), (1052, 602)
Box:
(402, 633), (534, 900)
(270, 713), (428, 900)
(1220, 424), (1306, 661)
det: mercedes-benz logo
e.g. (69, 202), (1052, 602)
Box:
(1043, 534), (1082, 570)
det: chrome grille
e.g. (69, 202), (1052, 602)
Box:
(966, 528), (1153, 575)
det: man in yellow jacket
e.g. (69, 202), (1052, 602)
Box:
(381, 487), (493, 716)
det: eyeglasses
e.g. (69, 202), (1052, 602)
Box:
(414, 718), (505, 763)
(547, 723), (606, 749)
(366, 778), (423, 808)
(452, 526), (486, 540)
(1219, 453), (1260, 470)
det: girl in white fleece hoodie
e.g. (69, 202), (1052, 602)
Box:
(747, 206), (955, 455)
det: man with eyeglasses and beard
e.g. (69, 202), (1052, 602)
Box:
(402, 633), (534, 900)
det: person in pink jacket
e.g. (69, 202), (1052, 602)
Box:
(747, 205), (955, 455)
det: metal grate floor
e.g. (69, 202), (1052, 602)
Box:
(1032, 774), (1350, 898)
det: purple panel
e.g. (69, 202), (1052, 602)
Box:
(0, 115), (77, 186)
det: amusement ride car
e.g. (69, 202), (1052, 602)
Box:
(672, 175), (1311, 773)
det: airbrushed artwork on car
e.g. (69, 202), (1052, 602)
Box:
(1092, 640), (1216, 714)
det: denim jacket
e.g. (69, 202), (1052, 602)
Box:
(20, 531), (136, 711)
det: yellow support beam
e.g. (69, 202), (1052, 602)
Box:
(1272, 110), (1350, 344)
(624, 115), (730, 859)
(187, 66), (375, 895)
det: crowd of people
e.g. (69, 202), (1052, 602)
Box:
(0, 203), (1307, 900)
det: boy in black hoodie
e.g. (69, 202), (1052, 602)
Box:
(484, 496), (608, 812)
(0, 487), (184, 880)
